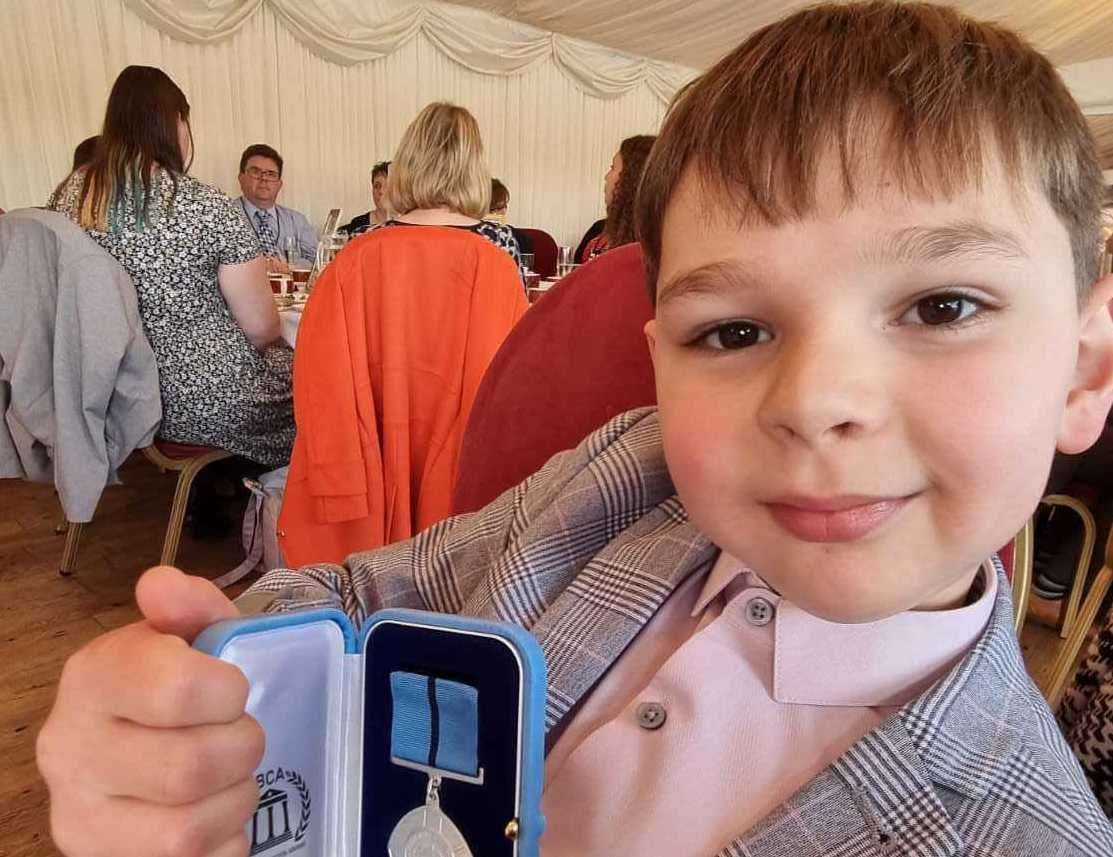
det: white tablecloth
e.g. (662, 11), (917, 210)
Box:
(279, 306), (302, 346)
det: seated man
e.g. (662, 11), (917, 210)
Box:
(36, 4), (1113, 856)
(236, 143), (318, 272)
(340, 160), (389, 235)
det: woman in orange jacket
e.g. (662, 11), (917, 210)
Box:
(279, 103), (527, 566)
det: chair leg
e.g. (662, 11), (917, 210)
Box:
(1062, 512), (1096, 641)
(60, 521), (84, 576)
(1046, 565), (1113, 710)
(1012, 519), (1034, 635)
(160, 460), (207, 567)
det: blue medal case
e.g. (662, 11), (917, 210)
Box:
(194, 608), (547, 857)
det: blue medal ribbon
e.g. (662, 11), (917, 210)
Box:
(390, 672), (480, 779)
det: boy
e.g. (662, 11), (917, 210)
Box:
(37, 3), (1113, 855)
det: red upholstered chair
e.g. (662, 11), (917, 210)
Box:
(452, 243), (655, 514)
(60, 440), (232, 574)
(520, 228), (559, 278)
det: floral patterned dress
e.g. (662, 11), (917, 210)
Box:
(50, 169), (294, 467)
(372, 219), (523, 273)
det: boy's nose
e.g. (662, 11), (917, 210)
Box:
(758, 337), (888, 447)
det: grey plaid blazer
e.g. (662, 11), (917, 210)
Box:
(246, 408), (1113, 855)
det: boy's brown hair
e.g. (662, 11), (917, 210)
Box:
(636, 1), (1105, 298)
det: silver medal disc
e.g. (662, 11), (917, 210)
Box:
(388, 804), (473, 857)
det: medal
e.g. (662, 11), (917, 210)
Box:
(387, 673), (482, 857)
(388, 775), (472, 857)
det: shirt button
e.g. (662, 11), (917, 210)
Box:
(745, 596), (775, 626)
(636, 701), (667, 730)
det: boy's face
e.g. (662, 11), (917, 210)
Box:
(647, 152), (1113, 623)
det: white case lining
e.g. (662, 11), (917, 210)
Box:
(222, 620), (348, 857)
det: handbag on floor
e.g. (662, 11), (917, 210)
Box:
(214, 466), (288, 588)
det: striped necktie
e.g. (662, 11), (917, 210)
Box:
(254, 209), (278, 256)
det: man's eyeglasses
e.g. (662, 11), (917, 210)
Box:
(245, 167), (281, 182)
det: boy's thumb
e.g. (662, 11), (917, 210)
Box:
(135, 566), (240, 642)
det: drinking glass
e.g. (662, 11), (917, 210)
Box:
(557, 246), (573, 277)
(283, 235), (298, 265)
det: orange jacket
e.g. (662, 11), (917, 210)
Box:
(278, 225), (527, 566)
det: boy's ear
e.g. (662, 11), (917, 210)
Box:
(1059, 274), (1113, 454)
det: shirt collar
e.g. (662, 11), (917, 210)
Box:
(242, 198), (276, 218)
(694, 551), (997, 707)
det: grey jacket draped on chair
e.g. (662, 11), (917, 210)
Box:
(0, 209), (161, 521)
(245, 408), (1113, 855)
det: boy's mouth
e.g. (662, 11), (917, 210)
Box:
(763, 494), (915, 543)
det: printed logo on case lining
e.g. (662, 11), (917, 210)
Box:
(250, 767), (311, 855)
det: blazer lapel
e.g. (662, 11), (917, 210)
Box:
(534, 498), (715, 732)
(446, 407), (717, 733)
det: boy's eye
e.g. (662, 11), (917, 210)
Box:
(698, 321), (772, 350)
(901, 294), (981, 326)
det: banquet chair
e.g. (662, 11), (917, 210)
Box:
(520, 228), (559, 278)
(60, 441), (232, 575)
(452, 243), (655, 514)
(1045, 521), (1113, 709)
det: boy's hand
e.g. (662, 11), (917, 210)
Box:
(37, 567), (265, 857)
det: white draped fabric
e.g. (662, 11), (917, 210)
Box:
(1, 0), (680, 244)
(449, 0), (1113, 69)
(121, 0), (695, 101)
(1060, 58), (1113, 116)
(3, 0), (1110, 239)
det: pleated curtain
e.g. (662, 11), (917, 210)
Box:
(1, 0), (693, 244)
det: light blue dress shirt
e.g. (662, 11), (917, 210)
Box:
(238, 197), (319, 267)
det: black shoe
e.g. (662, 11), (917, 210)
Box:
(1032, 571), (1068, 601)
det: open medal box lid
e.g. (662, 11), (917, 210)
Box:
(194, 607), (547, 857)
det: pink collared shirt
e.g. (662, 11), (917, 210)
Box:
(541, 553), (996, 857)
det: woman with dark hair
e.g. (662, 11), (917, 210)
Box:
(580, 134), (656, 261)
(49, 66), (294, 470)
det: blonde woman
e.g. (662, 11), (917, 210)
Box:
(278, 102), (528, 565)
(368, 103), (523, 270)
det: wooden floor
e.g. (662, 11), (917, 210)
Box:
(0, 457), (1092, 857)
(0, 455), (253, 857)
